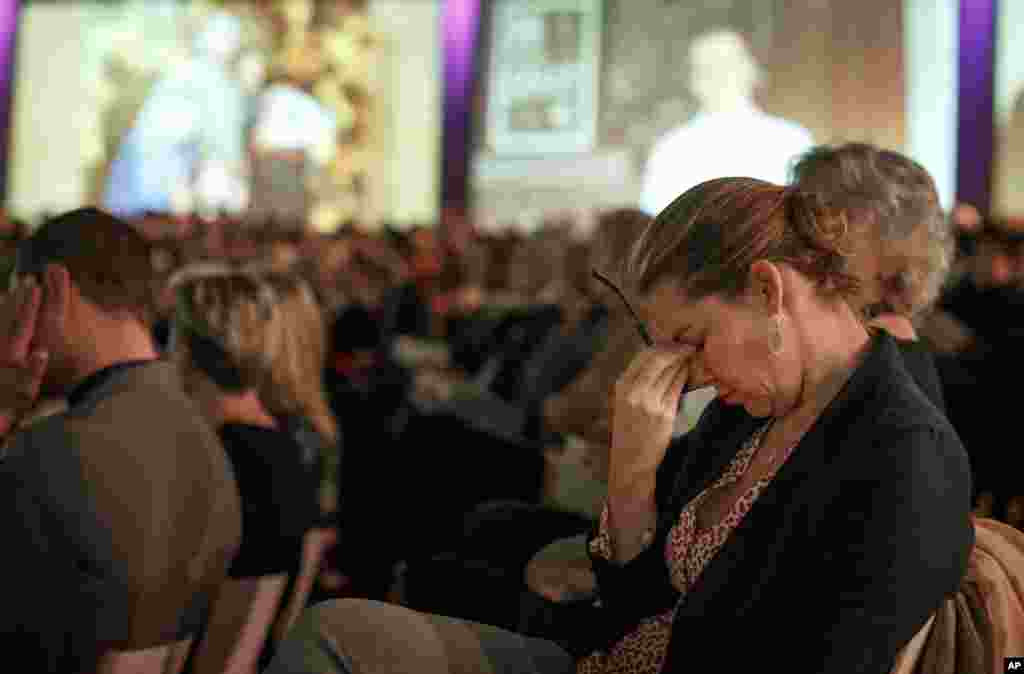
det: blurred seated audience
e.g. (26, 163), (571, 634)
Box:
(929, 216), (1024, 525)
(936, 217), (1024, 350)
(0, 208), (241, 672)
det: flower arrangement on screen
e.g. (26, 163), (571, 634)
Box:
(90, 0), (378, 233)
(269, 0), (379, 233)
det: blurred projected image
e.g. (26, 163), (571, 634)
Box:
(482, 0), (602, 157)
(503, 11), (582, 132)
(544, 12), (581, 65)
(8, 0), (440, 230)
(103, 10), (251, 219)
(639, 29), (814, 216)
(994, 0), (1024, 222)
(472, 1), (957, 227)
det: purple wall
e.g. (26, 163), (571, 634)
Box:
(440, 0), (482, 224)
(0, 0), (18, 202)
(957, 0), (997, 212)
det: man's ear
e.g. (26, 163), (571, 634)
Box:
(747, 260), (784, 316)
(40, 263), (72, 331)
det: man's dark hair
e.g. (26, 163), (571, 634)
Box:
(14, 207), (155, 323)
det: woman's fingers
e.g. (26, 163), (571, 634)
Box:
(662, 358), (691, 409)
(619, 345), (694, 402)
(651, 350), (691, 402)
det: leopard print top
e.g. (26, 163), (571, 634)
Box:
(578, 423), (794, 674)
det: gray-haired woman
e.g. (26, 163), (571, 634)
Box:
(790, 142), (953, 410)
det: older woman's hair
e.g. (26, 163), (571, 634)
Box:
(259, 271), (339, 446)
(172, 271), (282, 393)
(628, 177), (860, 302)
(790, 143), (953, 315)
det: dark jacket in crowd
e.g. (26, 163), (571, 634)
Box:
(934, 278), (1024, 502)
(218, 422), (319, 578)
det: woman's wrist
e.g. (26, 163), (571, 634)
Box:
(608, 479), (656, 522)
(606, 486), (658, 564)
(608, 461), (658, 498)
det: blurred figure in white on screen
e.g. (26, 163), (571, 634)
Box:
(102, 11), (248, 219)
(639, 29), (815, 216)
(247, 74), (338, 229)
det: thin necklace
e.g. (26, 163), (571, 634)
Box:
(757, 417), (788, 467)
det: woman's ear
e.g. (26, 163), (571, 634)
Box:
(747, 260), (784, 316)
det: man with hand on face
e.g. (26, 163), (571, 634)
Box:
(0, 208), (241, 672)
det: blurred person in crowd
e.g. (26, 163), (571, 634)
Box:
(790, 143), (952, 411)
(404, 211), (657, 633)
(148, 240), (187, 352)
(104, 11), (249, 219)
(267, 178), (974, 674)
(262, 234), (304, 273)
(639, 29), (813, 216)
(410, 223), (593, 410)
(938, 220), (1024, 346)
(312, 236), (355, 310)
(930, 218), (1024, 522)
(171, 271), (316, 593)
(542, 208), (657, 461)
(347, 240), (409, 314)
(0, 208), (241, 671)
(322, 285), (422, 600)
(323, 300), (399, 598)
(259, 271), (339, 520)
(376, 228), (444, 346)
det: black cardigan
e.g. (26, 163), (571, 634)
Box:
(895, 338), (946, 413)
(587, 332), (973, 674)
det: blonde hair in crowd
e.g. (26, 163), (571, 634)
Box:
(172, 271), (283, 393)
(259, 271), (339, 446)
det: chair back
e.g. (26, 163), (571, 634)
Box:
(96, 639), (194, 674)
(188, 574), (289, 674)
(272, 527), (337, 644)
(973, 518), (1024, 672)
(889, 517), (1024, 674)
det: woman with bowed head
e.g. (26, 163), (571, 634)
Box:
(578, 177), (972, 673)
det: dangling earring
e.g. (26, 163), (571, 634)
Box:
(770, 315), (783, 355)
